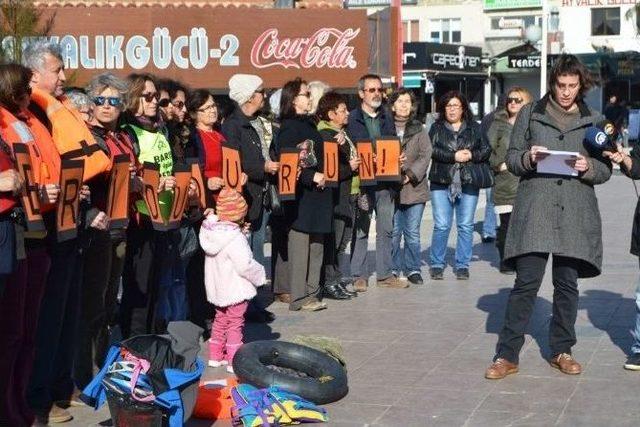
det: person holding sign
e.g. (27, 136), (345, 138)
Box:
(23, 41), (97, 422)
(275, 78), (333, 312)
(428, 91), (491, 281)
(0, 64), (63, 426)
(486, 55), (611, 380)
(389, 89), (432, 286)
(184, 89), (224, 335)
(222, 74), (278, 322)
(73, 73), (139, 392)
(120, 73), (178, 339)
(317, 92), (360, 300)
(346, 74), (402, 291)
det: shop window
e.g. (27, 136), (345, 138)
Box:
(429, 18), (461, 43)
(592, 8), (620, 36)
(402, 20), (420, 42)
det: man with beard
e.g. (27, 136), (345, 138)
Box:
(346, 74), (405, 291)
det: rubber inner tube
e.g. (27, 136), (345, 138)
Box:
(232, 340), (348, 404)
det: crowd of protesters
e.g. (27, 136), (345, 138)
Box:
(1, 40), (640, 426)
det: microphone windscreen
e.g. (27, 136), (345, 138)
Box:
(585, 126), (609, 150)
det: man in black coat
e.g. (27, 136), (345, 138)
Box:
(346, 74), (406, 291)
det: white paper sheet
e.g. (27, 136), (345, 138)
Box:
(536, 150), (579, 176)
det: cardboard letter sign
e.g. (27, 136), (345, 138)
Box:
(356, 141), (376, 186)
(56, 159), (84, 242)
(278, 148), (300, 201)
(13, 143), (44, 231)
(187, 158), (211, 209)
(141, 162), (166, 231)
(222, 146), (242, 191)
(375, 138), (401, 182)
(168, 165), (192, 230)
(107, 154), (131, 229)
(323, 141), (339, 188)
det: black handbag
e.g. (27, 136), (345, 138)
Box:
(263, 181), (283, 216)
(465, 162), (495, 189)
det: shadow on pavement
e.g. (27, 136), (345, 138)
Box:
(477, 287), (553, 358)
(581, 289), (636, 355)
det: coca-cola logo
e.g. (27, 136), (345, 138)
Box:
(251, 28), (360, 70)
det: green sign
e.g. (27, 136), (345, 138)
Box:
(484, 0), (541, 10)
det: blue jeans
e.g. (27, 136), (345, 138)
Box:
(483, 187), (497, 238)
(392, 203), (425, 276)
(429, 184), (480, 270)
(632, 277), (640, 355)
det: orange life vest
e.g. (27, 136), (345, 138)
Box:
(30, 88), (110, 181)
(0, 107), (62, 213)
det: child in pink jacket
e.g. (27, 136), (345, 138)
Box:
(199, 189), (266, 373)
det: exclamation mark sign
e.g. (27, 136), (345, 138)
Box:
(380, 149), (386, 174)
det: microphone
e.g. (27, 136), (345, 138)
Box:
(584, 120), (617, 151)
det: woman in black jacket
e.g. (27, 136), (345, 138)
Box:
(276, 78), (333, 312)
(428, 91), (491, 281)
(316, 91), (360, 300)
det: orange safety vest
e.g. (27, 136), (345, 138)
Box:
(0, 107), (62, 212)
(30, 88), (110, 181)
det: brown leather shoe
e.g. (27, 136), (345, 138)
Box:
(275, 293), (291, 304)
(550, 353), (582, 375)
(353, 277), (368, 292)
(376, 276), (409, 289)
(485, 358), (519, 379)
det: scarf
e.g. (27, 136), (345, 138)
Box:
(134, 114), (165, 133)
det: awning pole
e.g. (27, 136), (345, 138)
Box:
(541, 0), (548, 96)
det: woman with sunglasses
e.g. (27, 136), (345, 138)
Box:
(0, 63), (61, 427)
(276, 78), (333, 312)
(158, 79), (194, 164)
(71, 72), (140, 391)
(428, 90), (491, 281)
(120, 73), (178, 338)
(487, 87), (532, 275)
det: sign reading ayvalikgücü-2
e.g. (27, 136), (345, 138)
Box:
(19, 7), (369, 89)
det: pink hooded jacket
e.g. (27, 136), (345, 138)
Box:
(199, 215), (266, 307)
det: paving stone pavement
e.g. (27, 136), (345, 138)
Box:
(69, 174), (640, 426)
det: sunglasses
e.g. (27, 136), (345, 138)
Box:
(172, 100), (185, 109)
(93, 96), (122, 107)
(507, 97), (523, 105)
(297, 91), (311, 98)
(140, 92), (160, 103)
(158, 98), (171, 108)
(364, 88), (384, 94)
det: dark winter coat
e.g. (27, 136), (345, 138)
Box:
(346, 105), (396, 142)
(618, 147), (640, 257)
(221, 108), (268, 224)
(276, 115), (333, 234)
(504, 95), (612, 278)
(398, 119), (432, 205)
(427, 120), (491, 186)
(488, 109), (519, 206)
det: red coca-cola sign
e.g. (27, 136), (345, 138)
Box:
(251, 28), (360, 70)
(38, 7), (370, 89)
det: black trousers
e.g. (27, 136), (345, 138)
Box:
(496, 212), (511, 262)
(119, 218), (168, 339)
(27, 237), (82, 414)
(496, 253), (579, 364)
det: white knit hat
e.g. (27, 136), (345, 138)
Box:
(228, 74), (263, 106)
